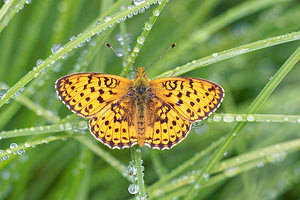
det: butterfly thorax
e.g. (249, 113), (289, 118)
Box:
(132, 67), (150, 146)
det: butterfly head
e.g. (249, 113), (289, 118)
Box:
(133, 67), (149, 95)
(135, 67), (148, 79)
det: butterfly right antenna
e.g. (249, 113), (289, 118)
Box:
(145, 43), (176, 72)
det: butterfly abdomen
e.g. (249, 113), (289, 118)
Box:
(137, 103), (146, 147)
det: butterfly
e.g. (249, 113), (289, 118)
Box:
(55, 67), (224, 150)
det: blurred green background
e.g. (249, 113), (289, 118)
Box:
(0, 0), (300, 199)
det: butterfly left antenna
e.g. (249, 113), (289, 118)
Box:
(105, 43), (129, 65)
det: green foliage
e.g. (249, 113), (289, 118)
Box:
(0, 0), (300, 199)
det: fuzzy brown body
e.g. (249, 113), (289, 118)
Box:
(132, 68), (151, 147)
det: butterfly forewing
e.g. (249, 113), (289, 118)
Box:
(150, 77), (224, 122)
(55, 73), (133, 118)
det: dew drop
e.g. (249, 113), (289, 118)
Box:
(15, 87), (25, 96)
(266, 151), (286, 163)
(126, 165), (134, 175)
(128, 5), (134, 10)
(133, 11), (139, 16)
(224, 167), (238, 177)
(139, 7), (145, 13)
(238, 48), (249, 54)
(62, 54), (69, 59)
(297, 118), (300, 123)
(145, 23), (152, 31)
(70, 36), (76, 41)
(128, 13), (133, 18)
(257, 162), (264, 168)
(212, 53), (218, 57)
(104, 16), (112, 22)
(246, 114), (255, 122)
(78, 121), (88, 130)
(133, 0), (145, 6)
(116, 34), (123, 41)
(137, 36), (145, 44)
(65, 123), (72, 130)
(213, 115), (221, 122)
(223, 114), (234, 122)
(128, 184), (139, 194)
(3, 155), (9, 160)
(51, 44), (63, 54)
(203, 173), (210, 180)
(24, 142), (31, 148)
(153, 9), (160, 16)
(10, 143), (18, 149)
(36, 59), (44, 66)
(235, 115), (243, 121)
(41, 68), (47, 74)
(25, 0), (32, 4)
(17, 149), (25, 155)
(0, 89), (7, 100)
(133, 47), (140, 53)
(136, 148), (141, 153)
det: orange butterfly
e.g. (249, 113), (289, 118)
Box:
(55, 67), (224, 150)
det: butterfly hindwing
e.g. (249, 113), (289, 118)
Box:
(89, 97), (138, 149)
(144, 96), (191, 150)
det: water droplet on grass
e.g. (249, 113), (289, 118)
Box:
(17, 149), (25, 155)
(70, 36), (76, 41)
(25, 142), (31, 148)
(223, 114), (234, 122)
(65, 123), (72, 130)
(213, 115), (221, 122)
(128, 184), (139, 194)
(133, 0), (145, 6)
(51, 44), (63, 54)
(212, 53), (218, 57)
(62, 54), (69, 59)
(257, 162), (264, 168)
(36, 59), (44, 66)
(137, 36), (145, 44)
(0, 89), (7, 100)
(10, 143), (18, 149)
(203, 173), (210, 180)
(153, 9), (160, 16)
(145, 23), (152, 31)
(104, 16), (112, 22)
(247, 114), (255, 122)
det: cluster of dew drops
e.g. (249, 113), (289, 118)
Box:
(0, 143), (25, 164)
(0, 0), (165, 103)
(3, 0), (32, 13)
(125, 157), (148, 199)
